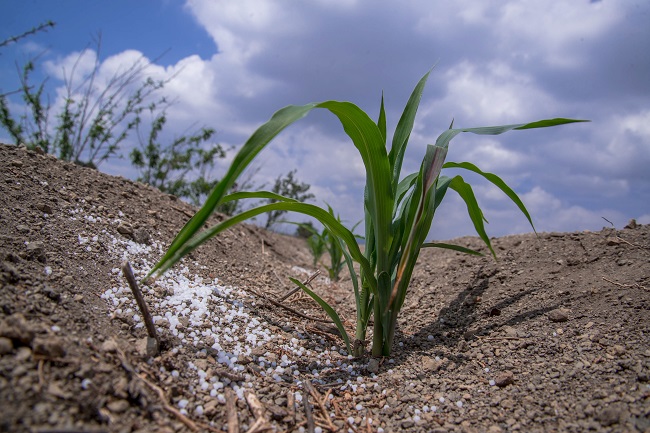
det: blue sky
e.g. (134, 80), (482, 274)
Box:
(2, 0), (649, 239)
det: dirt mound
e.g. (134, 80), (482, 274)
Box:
(1, 143), (649, 433)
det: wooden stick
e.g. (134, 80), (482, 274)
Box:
(277, 271), (321, 302)
(241, 285), (332, 323)
(122, 261), (159, 355)
(225, 388), (239, 433)
(245, 391), (266, 420)
(303, 392), (315, 433)
(287, 390), (296, 425)
(304, 381), (336, 432)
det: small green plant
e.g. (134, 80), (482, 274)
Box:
(293, 207), (360, 280)
(148, 70), (587, 357)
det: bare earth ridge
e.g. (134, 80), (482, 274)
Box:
(1, 143), (649, 433)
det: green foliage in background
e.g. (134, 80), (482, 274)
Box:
(265, 169), (314, 229)
(148, 69), (588, 357)
(129, 111), (225, 206)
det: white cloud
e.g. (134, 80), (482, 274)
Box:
(12, 0), (647, 238)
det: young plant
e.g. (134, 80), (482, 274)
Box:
(293, 206), (360, 280)
(148, 70), (587, 357)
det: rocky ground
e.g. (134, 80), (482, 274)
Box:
(0, 143), (649, 433)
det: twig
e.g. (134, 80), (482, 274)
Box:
(225, 388), (238, 433)
(277, 271), (321, 302)
(245, 391), (272, 433)
(287, 389), (296, 425)
(245, 391), (266, 420)
(138, 372), (200, 432)
(304, 381), (336, 432)
(477, 336), (521, 341)
(241, 285), (332, 323)
(37, 359), (45, 392)
(602, 276), (647, 290)
(303, 392), (316, 433)
(114, 348), (220, 433)
(122, 261), (159, 355)
(171, 205), (195, 218)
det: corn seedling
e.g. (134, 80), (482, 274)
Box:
(148, 70), (587, 356)
(292, 206), (361, 280)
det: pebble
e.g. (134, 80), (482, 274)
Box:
(494, 371), (515, 388)
(597, 405), (623, 426)
(32, 337), (66, 358)
(101, 339), (119, 353)
(1, 314), (35, 345)
(548, 308), (569, 322)
(107, 399), (130, 413)
(0, 337), (14, 354)
(367, 358), (380, 374)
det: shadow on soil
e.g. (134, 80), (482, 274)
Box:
(391, 266), (560, 367)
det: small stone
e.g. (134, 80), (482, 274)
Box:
(101, 339), (119, 353)
(25, 242), (46, 263)
(15, 224), (30, 234)
(0, 337), (14, 354)
(1, 313), (35, 345)
(116, 222), (134, 237)
(423, 356), (444, 372)
(611, 345), (626, 356)
(597, 405), (622, 426)
(502, 326), (518, 338)
(15, 346), (32, 362)
(32, 337), (66, 358)
(494, 371), (515, 387)
(0, 261), (20, 283)
(203, 399), (219, 417)
(107, 399), (130, 414)
(367, 357), (380, 374)
(133, 228), (151, 245)
(48, 382), (72, 399)
(36, 203), (53, 214)
(236, 354), (252, 365)
(548, 308), (569, 323)
(606, 237), (621, 246)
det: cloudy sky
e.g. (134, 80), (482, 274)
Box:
(2, 0), (649, 239)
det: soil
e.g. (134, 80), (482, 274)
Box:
(1, 142), (649, 433)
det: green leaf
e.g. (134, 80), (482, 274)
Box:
(443, 161), (535, 232)
(449, 175), (496, 259)
(147, 104), (317, 278)
(289, 277), (351, 354)
(389, 68), (433, 190)
(377, 93), (386, 142)
(421, 242), (484, 256)
(316, 101), (393, 283)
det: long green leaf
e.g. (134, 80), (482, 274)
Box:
(317, 101), (393, 286)
(389, 69), (433, 190)
(421, 242), (484, 256)
(435, 118), (589, 150)
(289, 277), (351, 354)
(449, 175), (496, 259)
(443, 161), (535, 232)
(147, 104), (317, 278)
(151, 200), (375, 288)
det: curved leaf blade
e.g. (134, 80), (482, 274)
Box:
(449, 175), (496, 259)
(289, 277), (351, 354)
(421, 242), (484, 256)
(443, 161), (535, 232)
